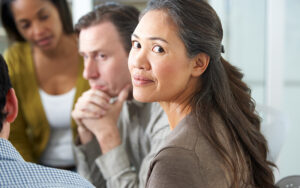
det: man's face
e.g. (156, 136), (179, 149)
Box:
(79, 21), (131, 97)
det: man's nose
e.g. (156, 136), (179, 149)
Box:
(83, 58), (100, 80)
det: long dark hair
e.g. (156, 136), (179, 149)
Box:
(144, 0), (275, 187)
(0, 0), (74, 42)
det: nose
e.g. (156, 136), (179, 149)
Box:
(31, 21), (46, 37)
(129, 49), (151, 71)
(83, 58), (100, 80)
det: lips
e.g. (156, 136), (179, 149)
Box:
(36, 36), (53, 47)
(91, 84), (108, 91)
(132, 74), (154, 86)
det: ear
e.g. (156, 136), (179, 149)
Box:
(4, 88), (18, 123)
(191, 53), (210, 77)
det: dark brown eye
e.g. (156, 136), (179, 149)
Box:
(20, 22), (31, 30)
(152, 45), (165, 53)
(40, 14), (49, 20)
(132, 41), (141, 49)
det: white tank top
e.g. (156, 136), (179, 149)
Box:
(39, 88), (76, 167)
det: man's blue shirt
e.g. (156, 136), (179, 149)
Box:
(0, 138), (94, 188)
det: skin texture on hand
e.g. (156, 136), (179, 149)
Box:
(77, 124), (93, 145)
(72, 85), (130, 153)
(72, 88), (112, 145)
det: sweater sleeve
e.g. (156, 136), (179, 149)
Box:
(96, 103), (169, 188)
(73, 137), (106, 187)
(74, 102), (170, 188)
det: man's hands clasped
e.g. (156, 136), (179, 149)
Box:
(72, 85), (131, 153)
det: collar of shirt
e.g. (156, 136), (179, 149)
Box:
(0, 138), (24, 162)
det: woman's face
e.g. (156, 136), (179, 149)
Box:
(128, 10), (197, 103)
(11, 0), (63, 51)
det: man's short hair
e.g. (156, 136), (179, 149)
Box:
(0, 54), (12, 131)
(75, 2), (140, 54)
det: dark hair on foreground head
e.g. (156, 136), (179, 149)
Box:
(0, 0), (74, 42)
(143, 0), (275, 187)
(0, 54), (12, 132)
(75, 2), (139, 54)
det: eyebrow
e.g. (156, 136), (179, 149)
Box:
(132, 34), (168, 44)
(37, 7), (47, 15)
(79, 49), (104, 56)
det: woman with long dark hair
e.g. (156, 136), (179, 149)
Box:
(0, 0), (89, 169)
(128, 0), (275, 187)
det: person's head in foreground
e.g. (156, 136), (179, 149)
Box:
(0, 54), (95, 188)
(75, 2), (139, 97)
(0, 55), (18, 139)
(128, 0), (275, 187)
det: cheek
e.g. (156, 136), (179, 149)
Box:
(101, 64), (114, 82)
(16, 25), (30, 39)
(48, 11), (63, 33)
(107, 59), (130, 83)
(51, 19), (63, 34)
(153, 62), (180, 85)
(117, 63), (131, 85)
(128, 52), (134, 72)
(153, 59), (192, 96)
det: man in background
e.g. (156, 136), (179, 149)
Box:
(72, 3), (169, 188)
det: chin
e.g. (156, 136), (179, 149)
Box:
(39, 43), (56, 52)
(133, 89), (155, 103)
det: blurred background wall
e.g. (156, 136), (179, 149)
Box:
(209, 0), (300, 181)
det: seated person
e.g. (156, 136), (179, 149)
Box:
(0, 54), (94, 188)
(128, 0), (275, 187)
(0, 0), (89, 168)
(72, 3), (170, 188)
